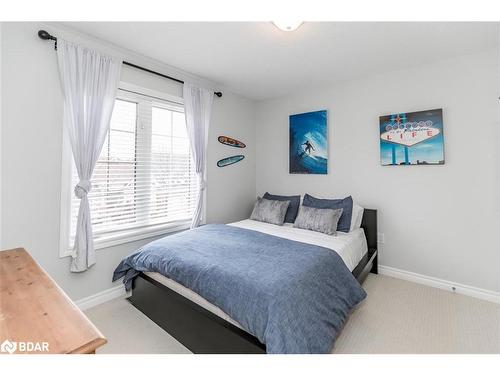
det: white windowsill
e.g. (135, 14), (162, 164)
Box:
(60, 220), (191, 258)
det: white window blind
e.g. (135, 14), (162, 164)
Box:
(68, 90), (197, 248)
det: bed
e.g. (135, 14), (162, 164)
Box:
(114, 209), (378, 354)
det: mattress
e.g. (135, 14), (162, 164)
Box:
(145, 271), (245, 330)
(143, 219), (368, 331)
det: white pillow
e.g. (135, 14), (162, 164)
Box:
(350, 204), (364, 231)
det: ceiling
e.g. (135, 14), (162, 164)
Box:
(63, 22), (499, 100)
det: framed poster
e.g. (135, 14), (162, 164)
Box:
(379, 108), (444, 166)
(289, 110), (328, 174)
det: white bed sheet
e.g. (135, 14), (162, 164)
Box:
(229, 219), (367, 272)
(143, 220), (368, 330)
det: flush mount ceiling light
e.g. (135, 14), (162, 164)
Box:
(272, 21), (303, 32)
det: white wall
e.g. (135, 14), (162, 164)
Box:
(256, 50), (500, 293)
(0, 22), (255, 301)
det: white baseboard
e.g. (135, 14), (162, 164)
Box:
(75, 284), (130, 311)
(379, 265), (500, 305)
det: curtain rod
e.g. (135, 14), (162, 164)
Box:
(37, 30), (223, 98)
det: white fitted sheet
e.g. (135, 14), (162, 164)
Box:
(142, 220), (368, 330)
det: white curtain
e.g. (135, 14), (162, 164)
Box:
(183, 83), (214, 228)
(57, 39), (122, 272)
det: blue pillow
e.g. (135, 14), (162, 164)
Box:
(302, 194), (353, 232)
(263, 192), (301, 223)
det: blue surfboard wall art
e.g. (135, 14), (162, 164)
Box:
(217, 155), (245, 167)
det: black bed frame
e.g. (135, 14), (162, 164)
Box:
(128, 209), (378, 354)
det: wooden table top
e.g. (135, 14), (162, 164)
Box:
(0, 248), (106, 354)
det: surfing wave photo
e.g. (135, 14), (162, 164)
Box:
(289, 110), (328, 174)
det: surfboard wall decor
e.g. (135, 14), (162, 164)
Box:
(218, 136), (246, 148)
(217, 155), (245, 168)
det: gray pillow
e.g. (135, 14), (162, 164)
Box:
(293, 206), (343, 235)
(250, 197), (290, 226)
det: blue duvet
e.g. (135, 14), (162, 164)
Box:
(113, 224), (366, 353)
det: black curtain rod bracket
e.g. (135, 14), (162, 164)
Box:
(38, 30), (222, 98)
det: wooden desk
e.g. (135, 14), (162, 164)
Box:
(0, 248), (106, 354)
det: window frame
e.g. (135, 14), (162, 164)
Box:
(58, 82), (204, 258)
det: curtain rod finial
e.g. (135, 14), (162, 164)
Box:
(38, 30), (54, 40)
(38, 30), (57, 50)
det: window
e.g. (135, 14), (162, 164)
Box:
(61, 86), (198, 254)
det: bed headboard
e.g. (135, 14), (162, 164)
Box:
(360, 209), (377, 250)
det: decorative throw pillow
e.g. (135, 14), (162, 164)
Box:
(250, 197), (290, 226)
(303, 194), (353, 233)
(263, 192), (301, 223)
(293, 206), (343, 235)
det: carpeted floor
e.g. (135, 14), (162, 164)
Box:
(85, 274), (500, 354)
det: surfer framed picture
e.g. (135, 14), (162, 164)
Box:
(379, 108), (445, 166)
(289, 110), (328, 174)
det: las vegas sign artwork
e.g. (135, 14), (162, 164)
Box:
(379, 108), (445, 166)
